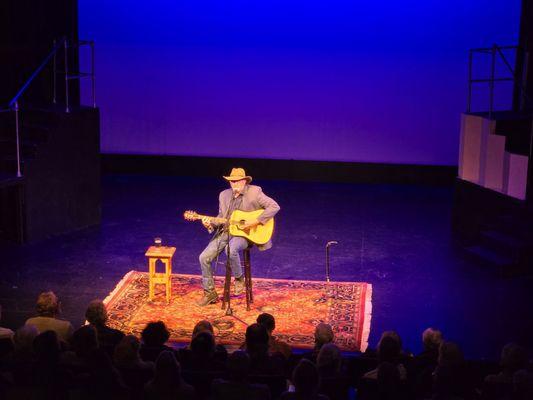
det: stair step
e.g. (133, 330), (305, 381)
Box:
(480, 229), (525, 252)
(0, 138), (39, 155)
(5, 121), (51, 131)
(495, 214), (532, 239)
(0, 157), (26, 174)
(0, 173), (23, 185)
(463, 245), (515, 267)
(0, 124), (49, 142)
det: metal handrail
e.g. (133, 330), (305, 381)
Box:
(7, 37), (67, 109)
(468, 44), (533, 202)
(0, 38), (96, 178)
(467, 44), (533, 117)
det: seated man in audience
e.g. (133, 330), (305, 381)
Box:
(482, 342), (530, 400)
(60, 325), (99, 373)
(317, 343), (351, 400)
(187, 320), (227, 362)
(282, 359), (328, 400)
(30, 330), (73, 393)
(114, 335), (155, 370)
(81, 348), (129, 398)
(25, 291), (74, 343)
(140, 321), (177, 362)
(12, 324), (38, 362)
(144, 351), (195, 400)
(181, 330), (226, 372)
(7, 325), (39, 386)
(303, 323), (334, 363)
(212, 350), (270, 400)
(317, 343), (343, 377)
(85, 299), (124, 356)
(363, 331), (408, 381)
(484, 342), (528, 385)
(257, 313), (292, 360)
(417, 328), (442, 364)
(432, 341), (473, 399)
(113, 335), (155, 392)
(245, 323), (285, 375)
(410, 327), (442, 397)
(512, 368), (533, 399)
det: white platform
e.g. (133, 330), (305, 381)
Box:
(458, 113), (529, 200)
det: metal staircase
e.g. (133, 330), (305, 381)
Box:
(0, 38), (99, 242)
(454, 44), (533, 274)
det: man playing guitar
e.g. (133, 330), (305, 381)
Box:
(194, 168), (280, 306)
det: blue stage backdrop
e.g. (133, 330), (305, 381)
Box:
(79, 1), (520, 166)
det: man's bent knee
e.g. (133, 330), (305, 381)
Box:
(199, 252), (211, 264)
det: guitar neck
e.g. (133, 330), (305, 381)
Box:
(196, 214), (228, 225)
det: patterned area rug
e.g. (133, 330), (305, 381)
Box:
(104, 271), (372, 352)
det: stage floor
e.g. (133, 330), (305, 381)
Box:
(1, 174), (532, 359)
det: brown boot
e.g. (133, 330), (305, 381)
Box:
(234, 276), (245, 295)
(196, 290), (218, 306)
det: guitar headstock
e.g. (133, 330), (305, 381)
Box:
(183, 210), (199, 221)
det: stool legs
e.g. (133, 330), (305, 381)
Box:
(165, 259), (172, 302)
(148, 257), (172, 303)
(148, 259), (156, 301)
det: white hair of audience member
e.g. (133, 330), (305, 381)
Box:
(314, 323), (334, 348)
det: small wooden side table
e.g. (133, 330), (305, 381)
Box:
(145, 245), (176, 302)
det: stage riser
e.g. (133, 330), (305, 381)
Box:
(458, 113), (530, 200)
(452, 179), (533, 272)
(0, 107), (101, 242)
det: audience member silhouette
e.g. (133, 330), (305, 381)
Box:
(2, 295), (530, 400)
(181, 319), (227, 364)
(410, 327), (442, 398)
(432, 341), (473, 400)
(61, 325), (99, 373)
(144, 350), (195, 400)
(85, 299), (125, 356)
(112, 335), (155, 397)
(83, 347), (128, 399)
(317, 343), (351, 400)
(245, 323), (285, 375)
(139, 321), (177, 363)
(31, 330), (72, 397)
(257, 312), (292, 360)
(25, 291), (74, 343)
(212, 350), (271, 400)
(482, 342), (528, 400)
(303, 323), (335, 363)
(114, 334), (154, 370)
(5, 325), (38, 386)
(281, 358), (328, 400)
(183, 330), (226, 372)
(364, 331), (407, 381)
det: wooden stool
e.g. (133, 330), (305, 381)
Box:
(242, 248), (253, 311)
(145, 245), (176, 302)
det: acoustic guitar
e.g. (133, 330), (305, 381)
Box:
(183, 209), (274, 245)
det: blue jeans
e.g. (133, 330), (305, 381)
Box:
(199, 234), (248, 291)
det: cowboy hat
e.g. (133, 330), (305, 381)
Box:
(223, 167), (252, 183)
